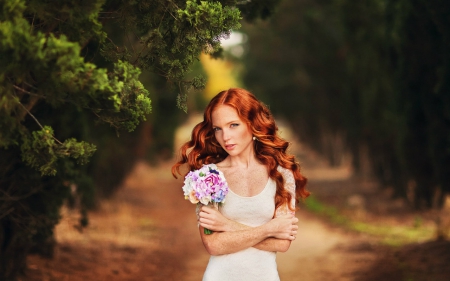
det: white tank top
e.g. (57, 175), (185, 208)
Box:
(202, 166), (296, 281)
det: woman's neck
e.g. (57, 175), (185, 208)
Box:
(227, 146), (258, 169)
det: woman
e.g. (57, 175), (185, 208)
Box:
(172, 88), (309, 280)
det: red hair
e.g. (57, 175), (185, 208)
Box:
(172, 88), (309, 211)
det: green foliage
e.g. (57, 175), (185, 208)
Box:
(0, 0), (249, 279)
(305, 196), (434, 246)
(21, 126), (96, 176)
(243, 0), (450, 209)
(100, 0), (241, 110)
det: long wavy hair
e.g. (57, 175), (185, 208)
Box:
(172, 88), (309, 211)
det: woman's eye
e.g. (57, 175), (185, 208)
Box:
(213, 127), (220, 132)
(230, 123), (239, 128)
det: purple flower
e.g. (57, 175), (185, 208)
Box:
(182, 164), (229, 205)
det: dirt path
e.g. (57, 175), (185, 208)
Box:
(24, 160), (384, 281)
(19, 118), (450, 280)
(277, 211), (378, 281)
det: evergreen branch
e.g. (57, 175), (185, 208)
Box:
(13, 84), (97, 111)
(0, 178), (43, 207)
(0, 186), (42, 202)
(12, 85), (44, 98)
(165, 2), (178, 20)
(8, 201), (43, 231)
(12, 96), (40, 126)
(11, 92), (63, 145)
(0, 208), (14, 220)
(128, 28), (143, 63)
(106, 36), (119, 50)
(158, 10), (167, 29)
(30, 13), (35, 33)
(10, 84), (41, 120)
(167, 0), (181, 10)
(23, 81), (38, 90)
(51, 16), (65, 22)
(132, 41), (147, 65)
(125, 32), (136, 54)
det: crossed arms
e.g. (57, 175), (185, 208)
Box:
(198, 206), (298, 256)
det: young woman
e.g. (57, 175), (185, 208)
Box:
(172, 88), (309, 280)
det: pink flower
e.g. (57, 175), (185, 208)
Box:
(181, 164), (229, 235)
(204, 173), (221, 189)
(182, 164), (228, 204)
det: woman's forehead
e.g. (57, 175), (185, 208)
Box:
(211, 105), (242, 124)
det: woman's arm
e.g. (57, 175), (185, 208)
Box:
(253, 237), (292, 252)
(198, 168), (299, 254)
(198, 206), (298, 255)
(199, 214), (297, 256)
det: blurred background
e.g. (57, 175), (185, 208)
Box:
(1, 0), (450, 280)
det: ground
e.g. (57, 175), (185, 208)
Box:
(22, 143), (450, 281)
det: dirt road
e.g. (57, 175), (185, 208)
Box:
(24, 156), (450, 281)
(23, 160), (377, 281)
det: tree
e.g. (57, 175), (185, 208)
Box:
(0, 0), (245, 279)
(242, 0), (450, 208)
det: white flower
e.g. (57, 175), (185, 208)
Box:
(199, 195), (212, 205)
(182, 175), (194, 196)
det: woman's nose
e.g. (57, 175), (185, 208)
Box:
(222, 129), (231, 141)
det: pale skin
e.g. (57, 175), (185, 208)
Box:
(197, 105), (298, 256)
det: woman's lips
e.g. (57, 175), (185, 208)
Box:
(225, 144), (236, 150)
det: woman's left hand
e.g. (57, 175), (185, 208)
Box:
(198, 205), (237, 232)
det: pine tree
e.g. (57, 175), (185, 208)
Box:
(0, 0), (259, 279)
(243, 0), (450, 209)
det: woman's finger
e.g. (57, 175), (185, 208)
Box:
(201, 206), (218, 213)
(199, 209), (216, 218)
(198, 217), (213, 224)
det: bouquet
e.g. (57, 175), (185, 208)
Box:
(182, 164), (229, 234)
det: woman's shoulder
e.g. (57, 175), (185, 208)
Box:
(277, 166), (295, 181)
(276, 165), (291, 174)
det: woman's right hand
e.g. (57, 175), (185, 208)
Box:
(198, 205), (236, 232)
(266, 215), (298, 240)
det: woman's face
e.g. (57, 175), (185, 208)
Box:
(211, 105), (253, 157)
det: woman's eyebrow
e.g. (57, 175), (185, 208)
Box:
(212, 120), (240, 127)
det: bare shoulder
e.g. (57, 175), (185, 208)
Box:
(277, 165), (292, 174)
(277, 166), (295, 183)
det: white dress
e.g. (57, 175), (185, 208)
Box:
(202, 166), (296, 281)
